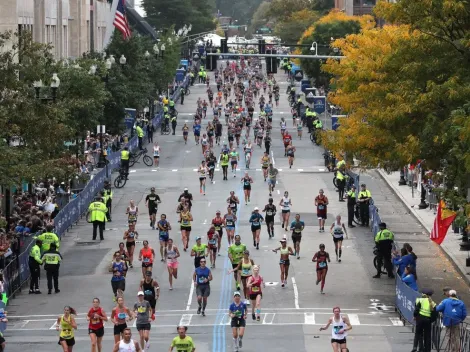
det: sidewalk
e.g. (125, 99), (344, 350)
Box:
(378, 169), (470, 283)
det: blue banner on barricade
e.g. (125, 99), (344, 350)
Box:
(396, 274), (420, 324)
(369, 204), (381, 236)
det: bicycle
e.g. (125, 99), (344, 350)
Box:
(185, 88), (191, 96)
(373, 247), (388, 275)
(114, 169), (128, 189)
(129, 148), (153, 167)
(161, 122), (171, 135)
(333, 171), (354, 190)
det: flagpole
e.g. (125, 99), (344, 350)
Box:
(103, 0), (119, 49)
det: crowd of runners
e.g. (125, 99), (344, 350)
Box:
(53, 58), (353, 352)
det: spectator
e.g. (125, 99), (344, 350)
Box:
(402, 266), (418, 291)
(393, 246), (417, 277)
(436, 289), (467, 351)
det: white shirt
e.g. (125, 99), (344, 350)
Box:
(118, 339), (137, 352)
(331, 316), (348, 340)
(153, 146), (160, 157)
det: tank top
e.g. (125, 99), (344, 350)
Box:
(212, 217), (223, 231)
(229, 198), (238, 209)
(153, 146), (160, 157)
(158, 220), (169, 234)
(331, 316), (347, 339)
(202, 138), (208, 146)
(243, 177), (251, 187)
(59, 315), (74, 339)
(316, 251), (328, 269)
(181, 212), (191, 227)
(332, 222), (344, 238)
(250, 275), (263, 294)
(166, 245), (178, 263)
(142, 279), (155, 300)
(88, 307), (104, 329)
(119, 339), (137, 352)
(262, 157), (269, 167)
(225, 214), (235, 227)
(241, 259), (253, 277)
(281, 122), (286, 129)
(208, 231), (217, 246)
(126, 230), (136, 240)
(128, 206), (137, 221)
(115, 306), (128, 324)
(265, 204), (275, 217)
(199, 166), (207, 176)
(280, 246), (289, 255)
(141, 247), (153, 264)
(282, 197), (290, 211)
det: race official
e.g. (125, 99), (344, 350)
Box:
(358, 183), (372, 226)
(88, 196), (108, 241)
(373, 222), (395, 279)
(121, 146), (130, 176)
(37, 224), (60, 252)
(29, 239), (43, 294)
(102, 180), (113, 222)
(346, 185), (356, 228)
(413, 288), (436, 352)
(41, 242), (62, 294)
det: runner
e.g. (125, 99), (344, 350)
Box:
(315, 189), (329, 232)
(56, 306), (78, 352)
(164, 238), (180, 290)
(267, 163), (278, 197)
(111, 252), (127, 299)
(123, 224), (138, 268)
(330, 215), (348, 263)
(230, 148), (239, 177)
(283, 131), (292, 157)
(157, 214), (171, 261)
(198, 160), (208, 195)
(260, 152), (270, 181)
(87, 298), (108, 352)
(279, 191), (292, 231)
(193, 121), (201, 145)
(228, 250), (254, 304)
(169, 326), (196, 352)
(224, 207), (238, 246)
(191, 236), (208, 269)
(280, 118), (287, 136)
(244, 139), (253, 169)
(263, 198), (277, 239)
(220, 149), (230, 180)
(286, 141), (296, 168)
(228, 234), (247, 291)
(138, 240), (155, 277)
(145, 188), (161, 230)
(182, 123), (189, 144)
(312, 244), (331, 294)
(272, 238), (294, 288)
(212, 210), (224, 255)
(207, 225), (219, 268)
(229, 291), (247, 352)
(139, 272), (160, 321)
(319, 307), (352, 352)
(110, 297), (133, 344)
(153, 142), (160, 167)
(290, 213), (305, 259)
(201, 133), (209, 154)
(249, 207), (264, 250)
(247, 265), (264, 321)
(227, 191), (240, 215)
(193, 257), (212, 316)
(241, 172), (253, 205)
(178, 188), (193, 211)
(126, 200), (139, 225)
(134, 292), (152, 352)
(112, 328), (141, 352)
(179, 206), (193, 251)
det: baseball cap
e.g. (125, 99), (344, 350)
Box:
(196, 236), (201, 241)
(443, 286), (452, 294)
(184, 187), (188, 191)
(137, 291), (144, 296)
(449, 289), (457, 297)
(233, 291), (241, 297)
(254, 207), (259, 211)
(216, 210), (221, 214)
(280, 238), (287, 242)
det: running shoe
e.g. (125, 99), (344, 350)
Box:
(202, 311), (206, 317)
(197, 307), (201, 314)
(252, 313), (256, 320)
(316, 280), (320, 285)
(256, 315), (260, 321)
(239, 338), (243, 348)
(256, 243), (259, 250)
(281, 283), (285, 288)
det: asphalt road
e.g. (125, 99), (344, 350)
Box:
(5, 63), (420, 352)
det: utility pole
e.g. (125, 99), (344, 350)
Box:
(90, 0), (94, 52)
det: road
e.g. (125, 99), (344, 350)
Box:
(5, 62), (416, 352)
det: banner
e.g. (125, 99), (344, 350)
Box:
(175, 69), (185, 82)
(313, 96), (326, 115)
(395, 274), (420, 324)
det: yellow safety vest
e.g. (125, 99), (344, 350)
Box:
(42, 252), (62, 265)
(121, 150), (130, 160)
(374, 229), (394, 242)
(29, 245), (42, 264)
(136, 126), (144, 138)
(336, 171), (345, 181)
(88, 201), (108, 222)
(37, 232), (60, 251)
(359, 190), (371, 199)
(416, 297), (435, 318)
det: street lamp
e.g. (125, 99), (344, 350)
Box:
(34, 73), (60, 102)
(161, 43), (166, 58)
(119, 54), (127, 67)
(105, 58), (113, 70)
(110, 55), (116, 64)
(153, 44), (160, 59)
(144, 50), (151, 58)
(310, 41), (318, 55)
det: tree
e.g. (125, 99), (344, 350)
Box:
(267, 0), (313, 21)
(274, 10), (320, 44)
(216, 0), (263, 24)
(247, 2), (271, 37)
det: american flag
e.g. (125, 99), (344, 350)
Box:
(113, 0), (131, 39)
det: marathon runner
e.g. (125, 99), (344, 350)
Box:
(247, 265), (264, 321)
(157, 214), (171, 261)
(272, 238), (294, 288)
(228, 235), (247, 291)
(164, 238), (180, 290)
(229, 291), (247, 352)
(312, 244), (331, 294)
(145, 188), (161, 230)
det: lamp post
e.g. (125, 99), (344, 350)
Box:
(160, 43), (166, 58)
(310, 42), (318, 56)
(33, 73), (60, 102)
(119, 54), (127, 67)
(418, 163), (428, 209)
(153, 44), (160, 59)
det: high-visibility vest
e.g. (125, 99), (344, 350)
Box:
(416, 297), (435, 317)
(88, 201), (108, 222)
(121, 150), (130, 160)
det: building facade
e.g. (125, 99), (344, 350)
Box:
(334, 0), (376, 16)
(0, 0), (111, 59)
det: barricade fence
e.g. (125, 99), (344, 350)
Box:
(2, 75), (190, 301)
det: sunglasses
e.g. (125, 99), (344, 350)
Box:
(200, 261), (206, 263)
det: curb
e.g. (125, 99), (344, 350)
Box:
(376, 169), (470, 287)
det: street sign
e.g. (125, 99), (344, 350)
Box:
(294, 70), (303, 82)
(332, 115), (346, 131)
(313, 96), (326, 114)
(305, 92), (315, 104)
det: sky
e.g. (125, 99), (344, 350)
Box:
(134, 0), (145, 17)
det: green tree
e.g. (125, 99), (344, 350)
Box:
(216, 0), (264, 24)
(247, 1), (271, 37)
(274, 10), (319, 44)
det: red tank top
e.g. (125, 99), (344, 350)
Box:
(212, 217), (223, 230)
(250, 275), (263, 295)
(88, 307), (104, 329)
(141, 247), (153, 264)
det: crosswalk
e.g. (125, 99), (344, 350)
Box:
(7, 309), (403, 331)
(128, 167), (328, 174)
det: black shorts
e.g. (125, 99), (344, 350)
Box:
(216, 229), (223, 237)
(199, 177), (206, 181)
(333, 236), (344, 243)
(231, 317), (246, 328)
(251, 226), (261, 232)
(111, 280), (126, 293)
(232, 263), (239, 271)
(231, 160), (237, 165)
(126, 241), (136, 249)
(58, 337), (75, 346)
(228, 136), (234, 142)
(145, 298), (157, 310)
(113, 323), (127, 336)
(280, 259), (290, 266)
(331, 338), (346, 344)
(137, 323), (151, 331)
(181, 226), (191, 232)
(196, 284), (211, 297)
(243, 186), (251, 191)
(88, 327), (104, 337)
(142, 262), (153, 268)
(282, 210), (290, 214)
(249, 292), (262, 300)
(149, 207), (158, 215)
(265, 216), (274, 224)
(292, 234), (302, 243)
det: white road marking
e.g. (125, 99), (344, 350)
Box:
(215, 168), (220, 171)
(389, 317), (404, 326)
(297, 169), (304, 172)
(172, 169), (178, 172)
(262, 313), (275, 325)
(193, 168), (198, 171)
(256, 168), (261, 171)
(304, 312), (315, 325)
(219, 314), (231, 325)
(292, 277), (300, 309)
(208, 202), (211, 207)
(319, 168), (325, 172)
(277, 190), (280, 195)
(152, 169), (158, 172)
(203, 219), (207, 224)
(129, 170), (137, 173)
(271, 150), (275, 166)
(348, 314), (360, 326)
(49, 322), (57, 330)
(278, 168), (283, 171)
(186, 281), (195, 311)
(179, 314), (193, 326)
(132, 319), (137, 328)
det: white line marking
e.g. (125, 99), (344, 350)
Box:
(292, 277), (299, 309)
(132, 319), (137, 328)
(129, 170), (137, 173)
(215, 168), (220, 171)
(278, 168), (283, 171)
(219, 314), (231, 325)
(277, 190), (280, 195)
(304, 312), (315, 325)
(348, 314), (360, 326)
(193, 168), (198, 171)
(49, 322), (57, 330)
(186, 281), (195, 311)
(276, 181), (278, 184)
(152, 169), (158, 172)
(236, 168), (240, 171)
(389, 317), (404, 326)
(179, 314), (193, 326)
(203, 219), (207, 224)
(172, 169), (178, 172)
(262, 313), (275, 325)
(319, 168), (325, 172)
(256, 168), (261, 171)
(297, 169), (304, 171)
(271, 150), (275, 166)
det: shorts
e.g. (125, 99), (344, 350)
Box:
(181, 226), (191, 232)
(126, 241), (135, 249)
(111, 280), (126, 294)
(249, 292), (262, 300)
(268, 178), (276, 186)
(226, 226), (235, 230)
(262, 166), (268, 170)
(209, 243), (217, 251)
(251, 226), (261, 232)
(137, 323), (151, 331)
(333, 236), (344, 243)
(232, 263), (239, 271)
(216, 229), (223, 237)
(243, 186), (251, 191)
(216, 132), (222, 137)
(279, 259), (290, 266)
(316, 265), (328, 272)
(265, 216), (274, 224)
(292, 234), (302, 243)
(153, 155), (159, 159)
(146, 299), (157, 310)
(113, 323), (127, 336)
(142, 262), (153, 268)
(199, 177), (206, 181)
(88, 327), (104, 337)
(159, 234), (169, 242)
(231, 317), (246, 328)
(58, 337), (75, 346)
(149, 207), (158, 215)
(167, 261), (179, 269)
(287, 153), (294, 158)
(331, 338), (346, 344)
(194, 131), (200, 137)
(282, 210), (290, 214)
(228, 136), (234, 142)
(196, 284), (211, 297)
(183, 131), (189, 136)
(231, 160), (237, 166)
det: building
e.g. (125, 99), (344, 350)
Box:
(0, 0), (112, 59)
(334, 0), (377, 16)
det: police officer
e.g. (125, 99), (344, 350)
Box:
(180, 86), (185, 105)
(37, 224), (60, 252)
(346, 185), (356, 228)
(29, 239), (43, 294)
(373, 222), (395, 279)
(358, 183), (372, 226)
(88, 196), (108, 241)
(171, 114), (177, 135)
(102, 180), (113, 222)
(412, 288), (436, 352)
(335, 169), (346, 202)
(296, 95), (302, 117)
(190, 70), (195, 86)
(163, 111), (171, 134)
(169, 98), (175, 113)
(41, 242), (62, 294)
(305, 108), (316, 133)
(136, 123), (144, 150)
(121, 146), (130, 176)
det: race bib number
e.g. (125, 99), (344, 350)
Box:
(318, 205), (325, 210)
(242, 268), (250, 275)
(319, 262), (327, 268)
(252, 286), (260, 292)
(117, 312), (127, 320)
(252, 221), (259, 226)
(267, 211), (273, 216)
(182, 220), (189, 225)
(198, 276), (206, 284)
(214, 226), (221, 231)
(62, 330), (72, 338)
(209, 239), (216, 245)
(143, 258), (150, 263)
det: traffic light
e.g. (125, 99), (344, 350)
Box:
(265, 49), (272, 73)
(258, 39), (266, 54)
(221, 39), (228, 54)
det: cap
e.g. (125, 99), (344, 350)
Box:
(216, 210), (221, 214)
(184, 187), (188, 191)
(449, 289), (457, 296)
(254, 207), (259, 211)
(421, 288), (434, 296)
(196, 236), (201, 241)
(280, 238), (287, 242)
(443, 286), (452, 294)
(137, 291), (144, 296)
(233, 291), (241, 297)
